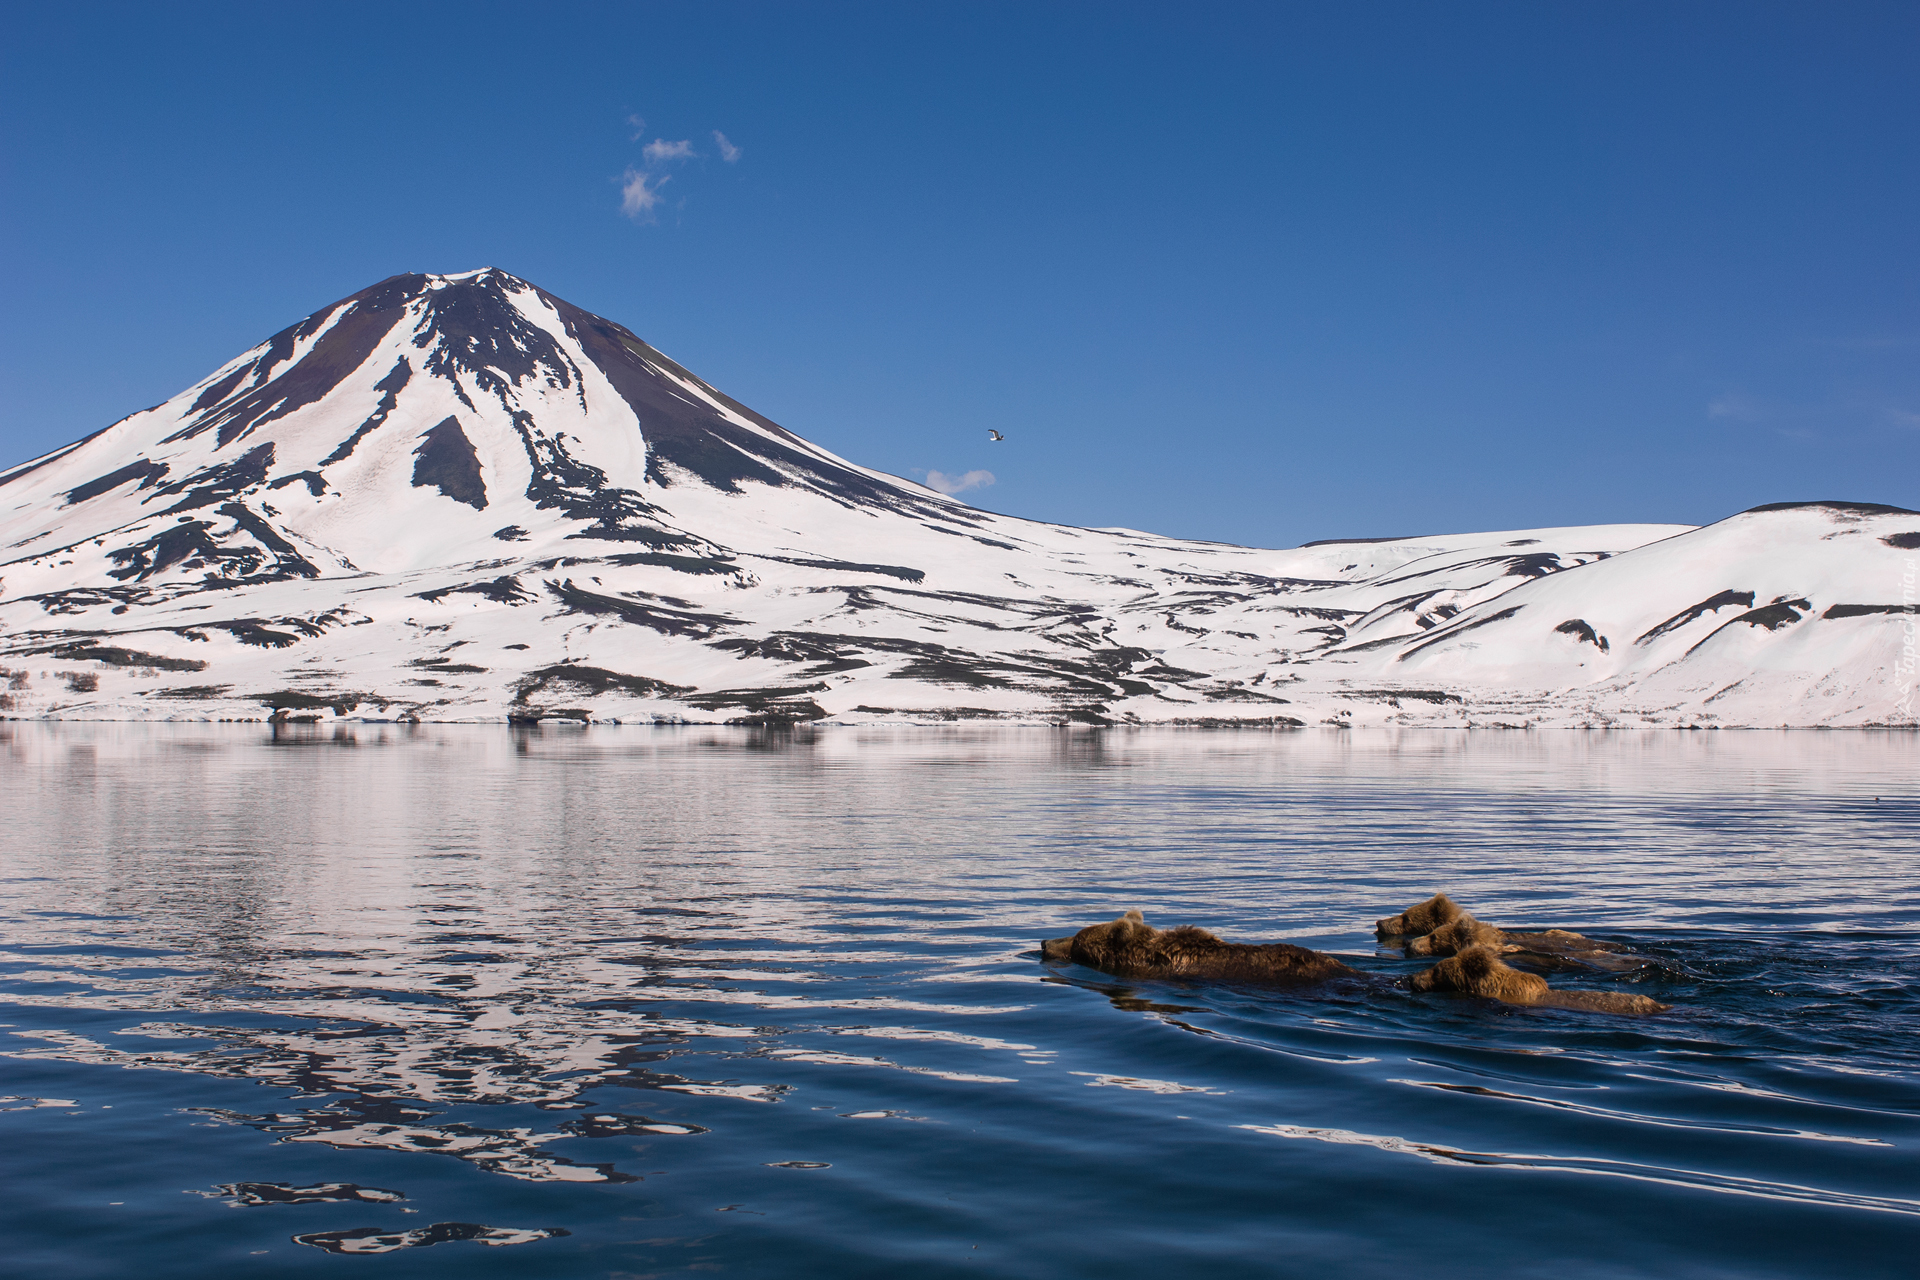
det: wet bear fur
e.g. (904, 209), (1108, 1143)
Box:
(1404, 915), (1624, 961)
(1493, 928), (1633, 970)
(1384, 898), (1634, 969)
(1042, 910), (1355, 984)
(1375, 894), (1463, 938)
(1404, 913), (1506, 956)
(1409, 944), (1549, 1001)
(1410, 945), (1669, 1016)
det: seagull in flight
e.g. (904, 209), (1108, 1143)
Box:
(987, 430), (1004, 442)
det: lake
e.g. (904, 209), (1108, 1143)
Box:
(2, 724), (1916, 1277)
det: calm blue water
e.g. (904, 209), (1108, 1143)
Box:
(2, 724), (1917, 1277)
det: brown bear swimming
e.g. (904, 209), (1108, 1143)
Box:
(1410, 945), (1669, 1016)
(1382, 897), (1637, 971)
(1403, 913), (1506, 956)
(1404, 914), (1629, 964)
(1375, 894), (1464, 938)
(1042, 910), (1356, 985)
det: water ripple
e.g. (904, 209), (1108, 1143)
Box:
(2, 724), (1917, 1277)
(1237, 1122), (1920, 1216)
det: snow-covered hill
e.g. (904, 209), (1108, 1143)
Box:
(2, 269), (1914, 727)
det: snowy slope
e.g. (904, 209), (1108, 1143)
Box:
(1, 269), (1914, 727)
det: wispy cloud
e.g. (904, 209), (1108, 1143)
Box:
(616, 116), (741, 223)
(643, 138), (696, 164)
(619, 167), (669, 220)
(1707, 390), (1920, 439)
(1708, 393), (1821, 441)
(923, 469), (995, 496)
(1706, 393), (1762, 422)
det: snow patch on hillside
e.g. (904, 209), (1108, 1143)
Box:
(3, 271), (1914, 728)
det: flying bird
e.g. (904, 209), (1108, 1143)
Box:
(988, 430), (1004, 442)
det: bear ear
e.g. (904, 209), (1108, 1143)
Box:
(1122, 909), (1145, 923)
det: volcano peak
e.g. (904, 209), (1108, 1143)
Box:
(1, 275), (1911, 728)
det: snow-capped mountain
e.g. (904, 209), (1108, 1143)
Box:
(2, 269), (1914, 727)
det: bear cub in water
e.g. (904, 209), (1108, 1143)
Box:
(1379, 894), (1632, 968)
(1041, 910), (1355, 985)
(1375, 892), (1467, 938)
(1410, 945), (1670, 1015)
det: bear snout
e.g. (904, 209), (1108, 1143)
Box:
(1041, 936), (1074, 960)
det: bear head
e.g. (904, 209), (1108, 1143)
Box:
(1042, 909), (1147, 962)
(1375, 893), (1463, 939)
(1408, 944), (1550, 1004)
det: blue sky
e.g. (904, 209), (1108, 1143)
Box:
(2, 2), (1915, 546)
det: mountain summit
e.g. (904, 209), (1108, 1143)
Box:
(2, 270), (1913, 726)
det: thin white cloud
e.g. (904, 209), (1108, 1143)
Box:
(924, 469), (995, 496)
(643, 138), (696, 163)
(1707, 393), (1760, 422)
(615, 121), (734, 223)
(619, 167), (670, 219)
(1707, 390), (1920, 438)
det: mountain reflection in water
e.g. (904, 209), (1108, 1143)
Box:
(2, 724), (1917, 1277)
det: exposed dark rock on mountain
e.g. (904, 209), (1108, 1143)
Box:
(2, 269), (1912, 726)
